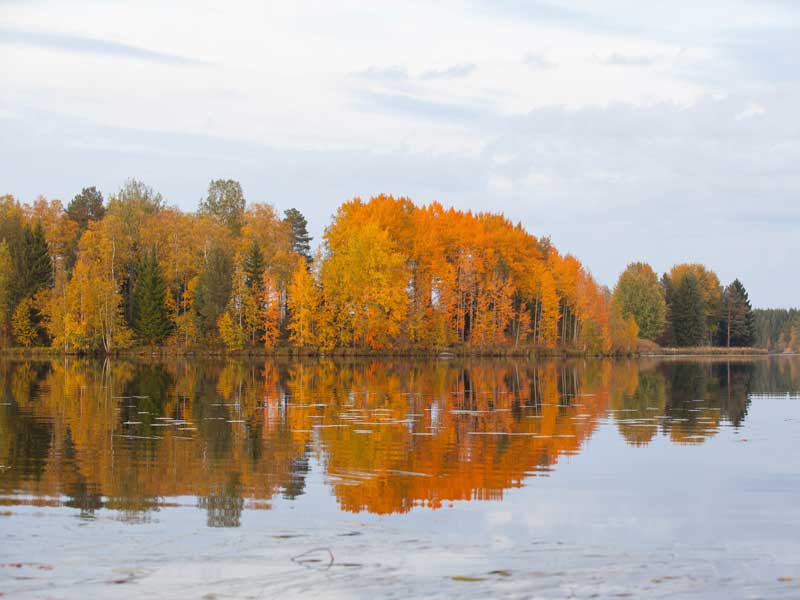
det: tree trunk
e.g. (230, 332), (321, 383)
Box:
(727, 307), (732, 348)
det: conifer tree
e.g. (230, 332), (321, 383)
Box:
(195, 245), (233, 335)
(672, 273), (705, 347)
(284, 208), (312, 264)
(243, 242), (265, 289)
(668, 264), (722, 344)
(12, 222), (52, 305)
(67, 187), (105, 231)
(133, 250), (173, 344)
(720, 279), (755, 347)
(753, 308), (800, 350)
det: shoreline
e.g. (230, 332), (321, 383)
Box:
(0, 346), (782, 359)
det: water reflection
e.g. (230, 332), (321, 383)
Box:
(0, 357), (797, 524)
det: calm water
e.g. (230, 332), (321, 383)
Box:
(1, 356), (799, 598)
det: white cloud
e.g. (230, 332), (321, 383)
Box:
(1, 0), (799, 306)
(420, 63), (477, 80)
(736, 102), (767, 120)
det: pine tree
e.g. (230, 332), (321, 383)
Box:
(195, 245), (233, 335)
(243, 242), (264, 289)
(672, 273), (705, 347)
(12, 222), (52, 305)
(133, 250), (173, 345)
(720, 279), (755, 347)
(67, 186), (105, 231)
(284, 208), (312, 264)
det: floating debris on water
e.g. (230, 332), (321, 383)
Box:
(291, 547), (334, 569)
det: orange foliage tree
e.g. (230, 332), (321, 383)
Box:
(0, 186), (640, 354)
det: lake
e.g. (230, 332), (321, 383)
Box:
(1, 356), (799, 598)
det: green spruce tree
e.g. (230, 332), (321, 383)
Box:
(194, 245), (233, 335)
(672, 273), (705, 347)
(133, 250), (173, 345)
(12, 221), (52, 305)
(720, 279), (755, 347)
(243, 241), (265, 289)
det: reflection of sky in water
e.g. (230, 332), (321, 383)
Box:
(275, 393), (800, 546)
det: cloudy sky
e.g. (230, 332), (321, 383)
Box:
(2, 0), (798, 307)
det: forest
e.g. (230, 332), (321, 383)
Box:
(753, 309), (800, 352)
(0, 179), (794, 355)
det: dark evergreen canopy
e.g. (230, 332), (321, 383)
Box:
(12, 222), (52, 305)
(243, 241), (265, 290)
(67, 186), (105, 231)
(284, 208), (312, 264)
(195, 245), (233, 334)
(719, 279), (755, 347)
(671, 273), (706, 347)
(133, 250), (173, 345)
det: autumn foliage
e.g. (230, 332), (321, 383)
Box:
(310, 196), (615, 352)
(1, 186), (632, 353)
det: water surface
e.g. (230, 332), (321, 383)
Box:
(1, 356), (799, 598)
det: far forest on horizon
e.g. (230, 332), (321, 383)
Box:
(0, 179), (797, 355)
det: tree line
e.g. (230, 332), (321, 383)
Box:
(0, 179), (781, 354)
(0, 180), (313, 352)
(610, 262), (760, 348)
(752, 309), (800, 352)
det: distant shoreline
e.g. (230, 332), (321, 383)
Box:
(0, 345), (782, 359)
(639, 347), (771, 357)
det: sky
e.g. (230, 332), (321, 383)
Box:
(1, 0), (798, 307)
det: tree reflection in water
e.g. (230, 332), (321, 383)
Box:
(0, 356), (794, 524)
